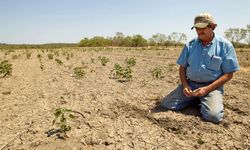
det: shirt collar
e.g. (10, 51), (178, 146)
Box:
(199, 32), (216, 47)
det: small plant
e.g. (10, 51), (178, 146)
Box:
(167, 63), (175, 72)
(0, 60), (12, 77)
(11, 54), (19, 59)
(73, 67), (85, 79)
(4, 49), (15, 56)
(98, 56), (109, 66)
(125, 57), (136, 67)
(52, 107), (84, 138)
(53, 51), (60, 57)
(48, 53), (54, 60)
(55, 58), (63, 65)
(111, 63), (132, 81)
(197, 138), (205, 145)
(112, 63), (123, 78)
(37, 54), (42, 61)
(40, 63), (44, 71)
(70, 52), (74, 58)
(123, 66), (132, 80)
(151, 67), (163, 79)
(66, 53), (70, 60)
(26, 50), (32, 59)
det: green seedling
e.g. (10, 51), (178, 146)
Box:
(0, 60), (12, 77)
(52, 107), (84, 138)
(111, 63), (132, 81)
(167, 63), (175, 72)
(125, 57), (136, 67)
(26, 50), (32, 59)
(151, 67), (163, 79)
(53, 51), (60, 57)
(73, 67), (85, 79)
(55, 58), (63, 65)
(37, 54), (42, 59)
(197, 138), (205, 145)
(123, 66), (132, 80)
(98, 56), (109, 66)
(48, 53), (54, 59)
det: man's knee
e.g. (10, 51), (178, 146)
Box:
(201, 108), (224, 123)
(161, 99), (181, 110)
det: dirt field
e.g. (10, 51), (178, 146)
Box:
(0, 47), (249, 150)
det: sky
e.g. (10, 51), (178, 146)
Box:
(0, 0), (250, 44)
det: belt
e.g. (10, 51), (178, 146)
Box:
(188, 79), (212, 84)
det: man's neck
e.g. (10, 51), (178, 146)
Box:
(201, 33), (214, 47)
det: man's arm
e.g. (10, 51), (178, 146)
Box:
(193, 72), (234, 97)
(179, 65), (193, 97)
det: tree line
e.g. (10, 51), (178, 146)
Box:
(78, 32), (187, 47)
(1, 25), (249, 48)
(79, 25), (250, 48)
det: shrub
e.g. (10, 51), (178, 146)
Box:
(26, 50), (32, 59)
(0, 60), (12, 77)
(73, 67), (85, 79)
(98, 56), (109, 66)
(37, 54), (42, 61)
(55, 58), (63, 65)
(125, 57), (136, 67)
(151, 67), (163, 79)
(52, 107), (85, 138)
(48, 53), (54, 59)
(111, 63), (132, 81)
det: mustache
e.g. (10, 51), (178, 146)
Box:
(198, 33), (205, 36)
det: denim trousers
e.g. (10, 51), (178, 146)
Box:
(161, 82), (224, 123)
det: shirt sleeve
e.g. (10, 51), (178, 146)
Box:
(221, 45), (240, 73)
(177, 45), (189, 68)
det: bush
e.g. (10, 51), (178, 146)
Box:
(0, 60), (12, 77)
(98, 56), (109, 66)
(73, 67), (85, 79)
(125, 57), (136, 67)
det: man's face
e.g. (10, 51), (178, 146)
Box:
(195, 25), (214, 42)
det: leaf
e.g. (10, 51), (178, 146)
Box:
(52, 119), (57, 125)
(68, 114), (76, 119)
(54, 109), (62, 117)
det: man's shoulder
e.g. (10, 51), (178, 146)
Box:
(187, 38), (199, 46)
(214, 34), (233, 47)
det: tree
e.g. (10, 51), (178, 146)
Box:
(245, 24), (250, 45)
(168, 32), (187, 47)
(78, 38), (90, 47)
(148, 33), (167, 46)
(224, 28), (246, 46)
(122, 36), (133, 47)
(132, 35), (147, 47)
(113, 32), (125, 46)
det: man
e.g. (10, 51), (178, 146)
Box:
(161, 12), (240, 123)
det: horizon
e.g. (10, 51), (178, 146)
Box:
(1, 0), (250, 44)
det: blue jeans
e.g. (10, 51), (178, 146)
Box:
(161, 82), (224, 123)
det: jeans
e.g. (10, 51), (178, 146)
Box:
(161, 82), (224, 123)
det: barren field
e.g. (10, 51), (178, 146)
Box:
(0, 47), (249, 150)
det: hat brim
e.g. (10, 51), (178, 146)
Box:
(191, 22), (209, 30)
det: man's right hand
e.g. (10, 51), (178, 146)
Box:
(183, 86), (193, 97)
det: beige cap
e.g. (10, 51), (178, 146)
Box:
(191, 12), (216, 29)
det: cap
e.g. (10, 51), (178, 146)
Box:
(191, 12), (216, 30)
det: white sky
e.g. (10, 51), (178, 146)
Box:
(0, 0), (250, 44)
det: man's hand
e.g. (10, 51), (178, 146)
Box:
(183, 86), (209, 97)
(191, 87), (209, 97)
(183, 86), (193, 97)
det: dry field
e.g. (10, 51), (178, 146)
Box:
(0, 47), (249, 150)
